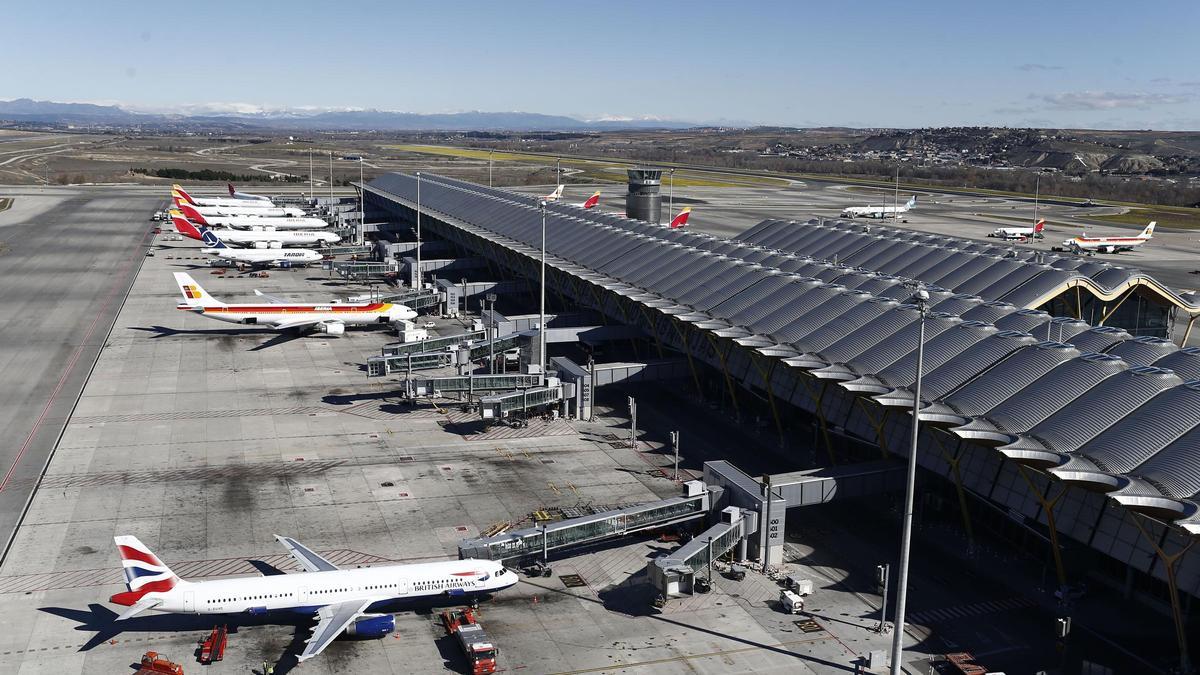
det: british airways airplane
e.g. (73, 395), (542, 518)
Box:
(109, 535), (517, 662)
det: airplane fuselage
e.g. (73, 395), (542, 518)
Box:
(125, 560), (516, 616)
(179, 302), (415, 327)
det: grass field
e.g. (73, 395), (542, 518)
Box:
(1092, 207), (1200, 230)
(387, 145), (790, 188)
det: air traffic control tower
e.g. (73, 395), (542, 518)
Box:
(625, 167), (662, 223)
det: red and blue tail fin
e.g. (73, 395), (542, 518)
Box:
(669, 207), (692, 229)
(110, 536), (182, 606)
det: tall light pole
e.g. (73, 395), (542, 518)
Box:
(538, 200), (547, 385)
(489, 149), (494, 187)
(309, 149), (314, 200)
(556, 158), (561, 186)
(358, 157), (365, 246)
(668, 168), (675, 224)
(328, 151), (334, 204)
(889, 287), (930, 675)
(893, 165), (899, 220)
(486, 293), (497, 375)
(1034, 171), (1041, 228)
(415, 172), (423, 290)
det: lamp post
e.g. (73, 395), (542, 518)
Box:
(486, 293), (497, 375)
(888, 287), (930, 675)
(358, 157), (365, 246)
(415, 172), (423, 290)
(668, 168), (675, 225)
(538, 200), (547, 385)
(489, 149), (494, 187)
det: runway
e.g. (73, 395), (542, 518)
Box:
(0, 186), (155, 558)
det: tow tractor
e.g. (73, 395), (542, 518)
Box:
(442, 608), (499, 675)
(136, 651), (184, 675)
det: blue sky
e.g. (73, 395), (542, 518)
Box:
(3, 0), (1198, 129)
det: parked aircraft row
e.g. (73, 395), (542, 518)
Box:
(110, 535), (514, 662)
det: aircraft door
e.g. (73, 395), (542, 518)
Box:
(396, 579), (408, 596)
(184, 591), (195, 612)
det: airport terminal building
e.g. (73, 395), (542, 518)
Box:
(362, 172), (1200, 660)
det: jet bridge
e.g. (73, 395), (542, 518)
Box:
(478, 382), (568, 419)
(649, 506), (757, 596)
(402, 373), (543, 398)
(458, 481), (711, 561)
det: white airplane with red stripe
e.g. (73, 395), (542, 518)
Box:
(577, 190), (601, 209)
(109, 535), (516, 662)
(177, 201), (330, 230)
(1064, 221), (1155, 254)
(172, 184), (275, 209)
(171, 213), (340, 247)
(172, 191), (306, 218)
(174, 272), (416, 334)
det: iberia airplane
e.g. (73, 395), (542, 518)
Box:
(542, 184), (565, 202)
(174, 272), (417, 334)
(668, 207), (692, 229)
(177, 201), (330, 230)
(578, 191), (601, 209)
(172, 184), (275, 209)
(109, 535), (516, 662)
(172, 191), (306, 218)
(1063, 221), (1155, 254)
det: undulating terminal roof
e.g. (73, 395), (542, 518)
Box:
(736, 217), (1200, 322)
(364, 173), (1200, 536)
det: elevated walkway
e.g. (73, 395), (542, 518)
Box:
(478, 383), (567, 419)
(458, 481), (710, 561)
(402, 373), (542, 398)
(648, 507), (755, 596)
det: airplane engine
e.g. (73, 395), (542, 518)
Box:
(253, 241), (269, 249)
(318, 322), (346, 336)
(269, 241), (283, 249)
(344, 615), (395, 638)
(1101, 246), (1115, 254)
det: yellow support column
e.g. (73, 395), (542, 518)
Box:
(705, 333), (741, 420)
(669, 319), (704, 398)
(750, 354), (786, 446)
(1128, 514), (1195, 674)
(931, 430), (976, 550)
(1016, 465), (1067, 588)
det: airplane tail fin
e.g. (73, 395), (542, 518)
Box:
(170, 211), (203, 240)
(906, 195), (917, 208)
(1140, 221), (1156, 239)
(546, 184), (564, 201)
(582, 191), (601, 209)
(199, 229), (228, 249)
(177, 202), (210, 226)
(228, 182), (237, 197)
(174, 272), (225, 307)
(1034, 219), (1045, 233)
(172, 185), (197, 206)
(669, 207), (692, 229)
(109, 536), (184, 610)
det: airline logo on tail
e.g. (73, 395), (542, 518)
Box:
(228, 183), (237, 197)
(669, 207), (692, 229)
(905, 196), (917, 209)
(201, 230), (227, 248)
(177, 202), (211, 226)
(170, 211), (203, 240)
(581, 191), (601, 209)
(544, 185), (565, 202)
(1141, 221), (1156, 238)
(1035, 219), (1045, 233)
(113, 536), (180, 603)
(172, 185), (197, 206)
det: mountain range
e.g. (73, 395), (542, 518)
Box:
(0, 98), (701, 131)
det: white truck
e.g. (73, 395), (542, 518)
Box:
(780, 589), (805, 614)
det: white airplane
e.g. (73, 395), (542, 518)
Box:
(1063, 222), (1155, 254)
(227, 182), (273, 202)
(177, 202), (330, 230)
(542, 185), (565, 202)
(841, 195), (917, 219)
(668, 207), (692, 229)
(990, 219), (1046, 241)
(108, 535), (515, 663)
(171, 214), (340, 248)
(174, 271), (417, 333)
(195, 230), (324, 268)
(172, 184), (276, 209)
(172, 192), (306, 218)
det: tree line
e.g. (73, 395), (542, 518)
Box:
(130, 167), (304, 183)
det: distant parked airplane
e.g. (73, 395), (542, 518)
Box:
(172, 192), (306, 218)
(177, 202), (330, 230)
(990, 219), (1046, 241)
(171, 214), (340, 247)
(195, 230), (324, 268)
(174, 271), (418, 333)
(1063, 222), (1155, 254)
(227, 183), (273, 202)
(577, 191), (601, 209)
(841, 195), (917, 219)
(108, 535), (515, 662)
(541, 185), (565, 202)
(172, 184), (275, 210)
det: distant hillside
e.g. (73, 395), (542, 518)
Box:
(0, 99), (696, 132)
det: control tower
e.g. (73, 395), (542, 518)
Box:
(625, 168), (662, 223)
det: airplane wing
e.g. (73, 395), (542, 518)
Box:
(275, 535), (339, 572)
(253, 289), (290, 304)
(299, 599), (376, 662)
(268, 319), (323, 332)
(114, 596), (162, 621)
